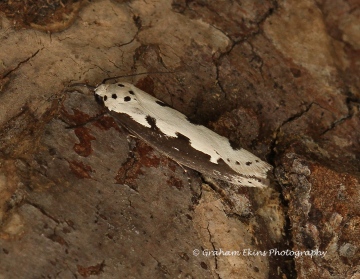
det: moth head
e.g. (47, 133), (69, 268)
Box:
(94, 82), (138, 109)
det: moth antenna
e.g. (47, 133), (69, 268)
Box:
(102, 71), (179, 84)
(65, 112), (106, 129)
(65, 82), (96, 95)
(68, 82), (96, 90)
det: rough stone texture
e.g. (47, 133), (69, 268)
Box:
(0, 0), (359, 278)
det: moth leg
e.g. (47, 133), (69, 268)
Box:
(166, 157), (193, 188)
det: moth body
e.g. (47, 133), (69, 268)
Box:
(95, 82), (271, 187)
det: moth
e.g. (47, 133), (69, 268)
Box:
(94, 82), (272, 188)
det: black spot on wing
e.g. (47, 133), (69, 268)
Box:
(156, 100), (169, 107)
(129, 90), (135, 95)
(95, 94), (104, 105)
(124, 96), (131, 102)
(228, 139), (240, 150)
(104, 95), (108, 101)
(118, 83), (125, 87)
(112, 94), (117, 99)
(216, 158), (235, 169)
(185, 116), (203, 126)
(246, 161), (252, 166)
(145, 115), (158, 131)
(175, 132), (191, 144)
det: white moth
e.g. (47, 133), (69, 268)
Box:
(94, 82), (272, 188)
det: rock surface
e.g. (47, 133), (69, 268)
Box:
(0, 0), (359, 278)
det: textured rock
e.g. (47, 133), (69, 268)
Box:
(0, 0), (359, 278)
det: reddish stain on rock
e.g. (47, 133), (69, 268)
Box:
(136, 76), (155, 95)
(136, 141), (161, 168)
(92, 115), (121, 132)
(116, 156), (141, 191)
(115, 141), (155, 190)
(68, 160), (93, 179)
(73, 127), (96, 157)
(61, 108), (92, 127)
(167, 176), (183, 190)
(115, 140), (178, 189)
(77, 261), (105, 278)
(310, 166), (359, 220)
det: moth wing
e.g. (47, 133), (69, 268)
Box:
(109, 110), (271, 188)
